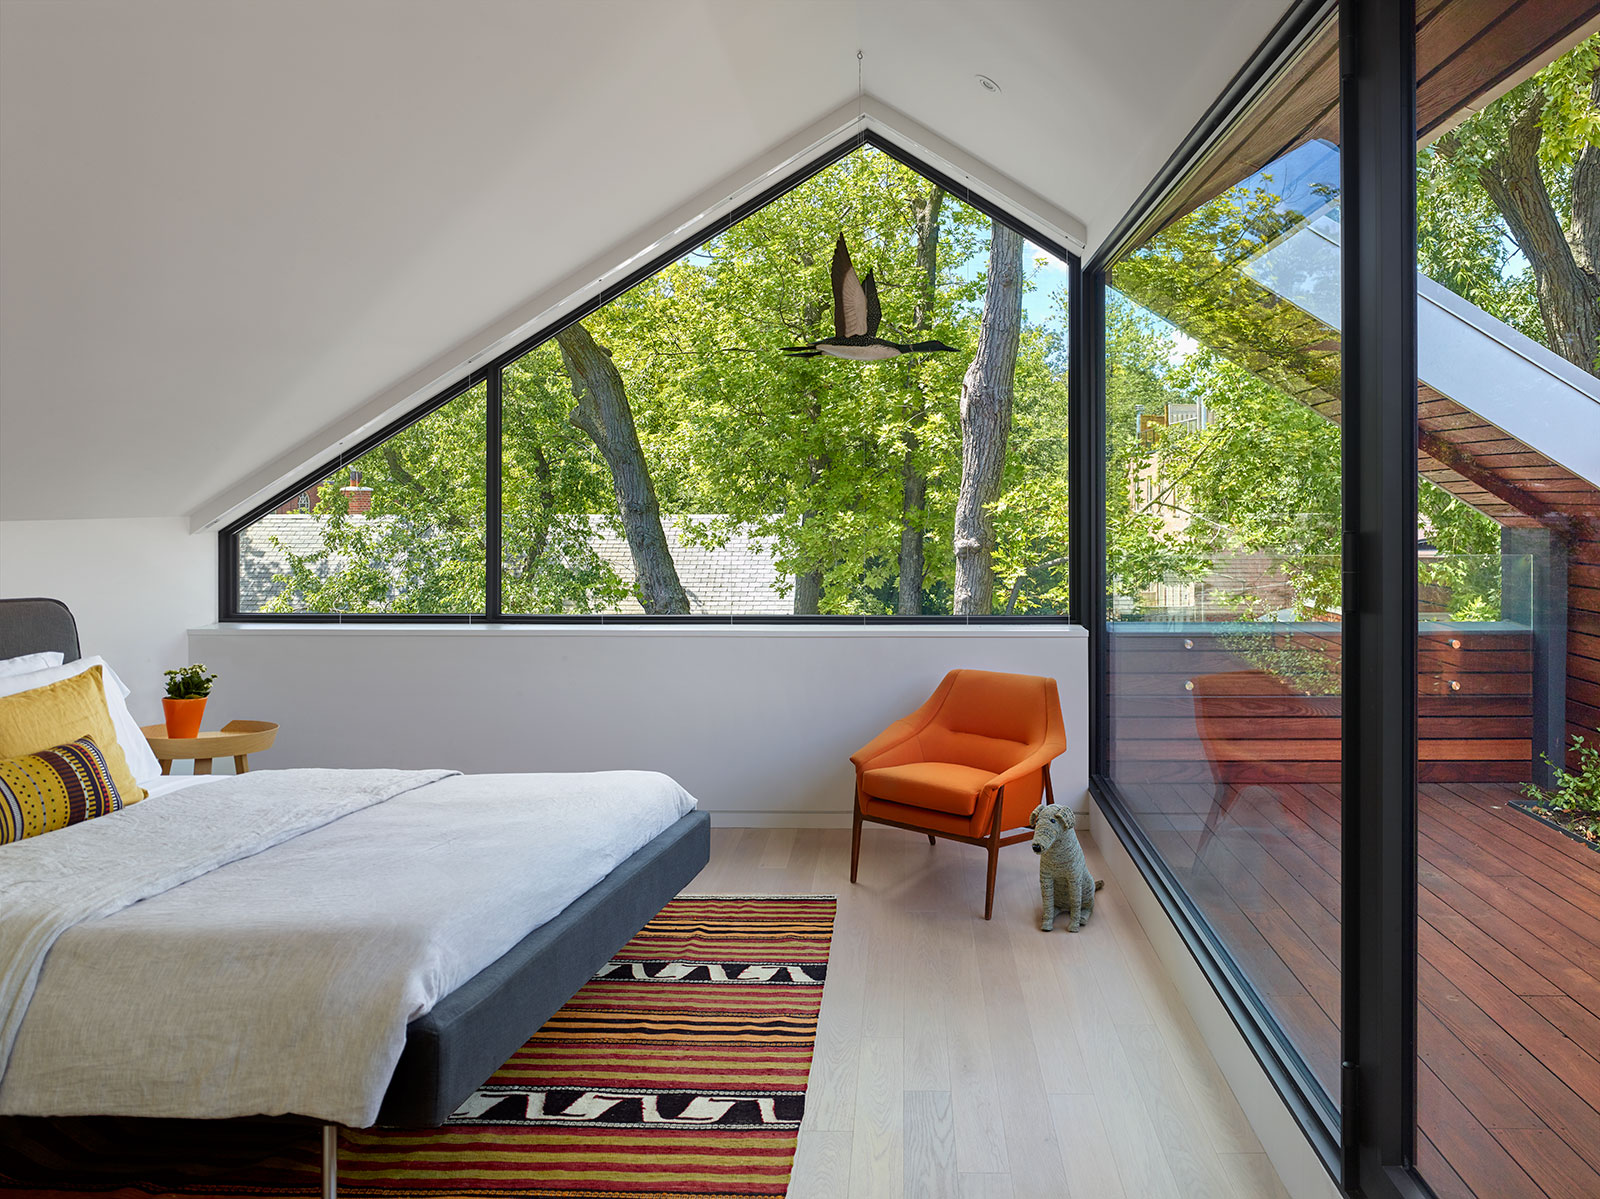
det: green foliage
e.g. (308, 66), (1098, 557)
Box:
(1423, 36), (1600, 364)
(1417, 145), (1541, 341)
(265, 383), (488, 614)
(1101, 297), (1210, 608)
(164, 664), (217, 699)
(1418, 478), (1503, 620)
(1430, 37), (1600, 209)
(1524, 735), (1600, 814)
(1101, 40), (1600, 623)
(1214, 630), (1340, 696)
(252, 146), (1073, 617)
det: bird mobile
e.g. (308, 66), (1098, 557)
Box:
(782, 235), (956, 360)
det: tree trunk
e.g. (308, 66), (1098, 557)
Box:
(518, 440), (555, 576)
(795, 441), (827, 615)
(793, 558), (823, 614)
(898, 185), (944, 615)
(794, 288), (827, 615)
(1464, 80), (1600, 373)
(954, 222), (1024, 615)
(556, 322), (690, 614)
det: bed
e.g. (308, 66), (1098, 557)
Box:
(0, 597), (711, 1193)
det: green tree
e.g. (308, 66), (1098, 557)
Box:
(1431, 36), (1600, 374)
(255, 146), (1076, 618)
(265, 382), (487, 614)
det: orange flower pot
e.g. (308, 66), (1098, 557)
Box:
(162, 696), (207, 739)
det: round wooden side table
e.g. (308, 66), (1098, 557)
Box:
(141, 719), (279, 776)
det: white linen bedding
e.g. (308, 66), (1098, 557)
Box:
(140, 773), (227, 800)
(0, 768), (697, 1127)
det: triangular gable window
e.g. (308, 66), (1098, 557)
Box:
(224, 141), (1078, 619)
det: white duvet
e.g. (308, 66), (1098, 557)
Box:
(0, 767), (697, 1127)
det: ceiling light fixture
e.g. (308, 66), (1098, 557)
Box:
(976, 75), (1001, 94)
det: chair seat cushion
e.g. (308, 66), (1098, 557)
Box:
(861, 761), (994, 817)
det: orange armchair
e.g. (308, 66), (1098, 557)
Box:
(849, 669), (1068, 919)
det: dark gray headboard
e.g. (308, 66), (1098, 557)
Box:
(0, 598), (81, 662)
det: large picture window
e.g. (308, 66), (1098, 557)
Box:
(226, 143), (1075, 619)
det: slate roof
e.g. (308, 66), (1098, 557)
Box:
(585, 515), (789, 615)
(236, 512), (791, 615)
(238, 514), (340, 612)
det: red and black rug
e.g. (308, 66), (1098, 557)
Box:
(0, 895), (836, 1198)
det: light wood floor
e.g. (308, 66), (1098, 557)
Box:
(682, 824), (1293, 1199)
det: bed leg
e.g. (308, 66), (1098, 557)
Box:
(321, 1124), (339, 1199)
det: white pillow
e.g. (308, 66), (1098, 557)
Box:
(0, 651), (65, 678)
(0, 655), (165, 787)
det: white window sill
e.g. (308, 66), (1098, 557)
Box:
(194, 621), (1087, 640)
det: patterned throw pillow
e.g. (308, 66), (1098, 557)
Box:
(0, 736), (126, 846)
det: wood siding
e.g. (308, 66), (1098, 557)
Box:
(1109, 625), (1534, 784)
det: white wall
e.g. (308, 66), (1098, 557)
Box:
(0, 518), (214, 723)
(191, 624), (1088, 825)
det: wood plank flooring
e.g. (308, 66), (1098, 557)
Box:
(1119, 779), (1600, 1199)
(683, 825), (1292, 1199)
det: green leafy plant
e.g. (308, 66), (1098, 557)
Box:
(1215, 628), (1342, 696)
(164, 664), (218, 700)
(1523, 735), (1600, 814)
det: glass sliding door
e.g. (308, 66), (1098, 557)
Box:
(1088, 1), (1600, 1193)
(1101, 10), (1344, 1106)
(1412, 11), (1600, 1198)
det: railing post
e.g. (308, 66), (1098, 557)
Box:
(1502, 525), (1569, 788)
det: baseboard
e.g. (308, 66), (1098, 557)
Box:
(1088, 795), (1343, 1199)
(707, 794), (1092, 829)
(705, 810), (855, 828)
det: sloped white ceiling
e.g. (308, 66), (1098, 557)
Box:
(0, 0), (1290, 521)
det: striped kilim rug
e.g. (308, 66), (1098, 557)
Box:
(0, 894), (836, 1198)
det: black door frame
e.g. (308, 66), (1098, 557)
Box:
(1339, 0), (1427, 1195)
(1077, 0), (1435, 1195)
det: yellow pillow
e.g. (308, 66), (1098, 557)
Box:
(0, 666), (146, 803)
(0, 736), (127, 844)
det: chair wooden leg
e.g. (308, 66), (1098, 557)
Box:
(927, 834), (936, 845)
(1197, 780), (1237, 858)
(850, 796), (863, 884)
(983, 785), (1005, 920)
(984, 836), (1000, 920)
(1043, 763), (1056, 805)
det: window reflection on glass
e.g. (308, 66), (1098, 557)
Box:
(1103, 13), (1346, 1102)
(1412, 20), (1600, 1199)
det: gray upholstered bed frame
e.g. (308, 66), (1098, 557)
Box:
(377, 808), (709, 1126)
(0, 597), (81, 663)
(0, 597), (711, 1191)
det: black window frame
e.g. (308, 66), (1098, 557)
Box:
(1078, 1), (1437, 1197)
(217, 131), (1084, 626)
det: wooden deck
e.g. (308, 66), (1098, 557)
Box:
(1119, 778), (1600, 1199)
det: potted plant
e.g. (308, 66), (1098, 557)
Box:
(162, 664), (218, 739)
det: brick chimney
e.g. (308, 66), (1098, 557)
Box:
(341, 467), (373, 515)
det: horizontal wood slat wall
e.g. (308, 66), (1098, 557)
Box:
(1108, 624), (1534, 785)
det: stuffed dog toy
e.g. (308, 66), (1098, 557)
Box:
(1029, 803), (1103, 931)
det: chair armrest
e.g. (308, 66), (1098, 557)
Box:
(979, 739), (1066, 802)
(849, 718), (921, 773)
(980, 676), (1068, 802)
(848, 672), (960, 774)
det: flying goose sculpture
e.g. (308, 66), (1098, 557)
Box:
(781, 234), (957, 360)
